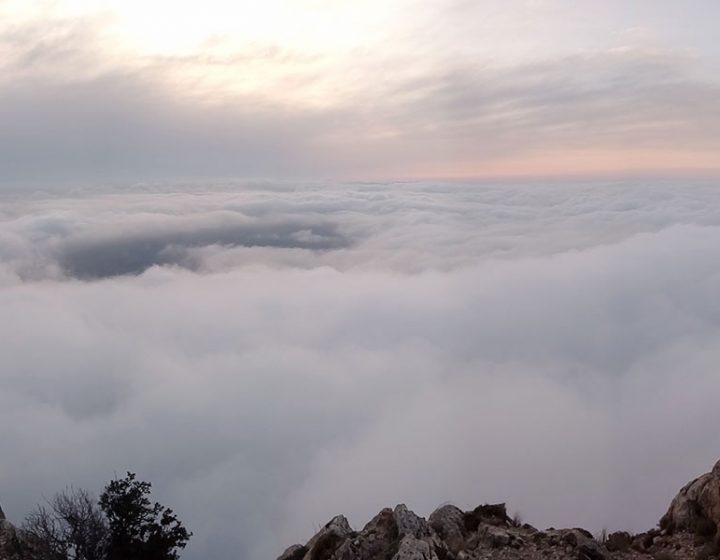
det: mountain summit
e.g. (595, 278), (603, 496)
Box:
(3, 460), (720, 560)
(277, 460), (720, 560)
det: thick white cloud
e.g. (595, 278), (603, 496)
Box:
(1, 181), (720, 560)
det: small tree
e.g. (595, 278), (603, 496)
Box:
(99, 473), (191, 560)
(22, 488), (108, 560)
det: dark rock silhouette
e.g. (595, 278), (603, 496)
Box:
(0, 503), (20, 560)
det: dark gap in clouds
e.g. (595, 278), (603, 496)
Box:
(58, 221), (350, 279)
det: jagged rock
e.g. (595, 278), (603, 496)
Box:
(394, 505), (429, 538)
(393, 506), (449, 560)
(605, 531), (632, 552)
(278, 463), (720, 560)
(0, 518), (21, 560)
(660, 460), (720, 536)
(333, 508), (398, 560)
(697, 541), (720, 560)
(481, 525), (512, 548)
(542, 528), (579, 548)
(573, 528), (595, 540)
(536, 528), (610, 560)
(576, 539), (610, 560)
(463, 504), (511, 531)
(392, 534), (439, 560)
(429, 505), (466, 555)
(630, 530), (658, 552)
(571, 532), (610, 560)
(303, 515), (353, 560)
(278, 544), (308, 560)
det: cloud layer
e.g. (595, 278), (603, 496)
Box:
(2, 181), (720, 560)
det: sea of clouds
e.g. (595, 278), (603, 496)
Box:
(2, 180), (720, 560)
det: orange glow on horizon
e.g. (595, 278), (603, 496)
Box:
(397, 149), (720, 180)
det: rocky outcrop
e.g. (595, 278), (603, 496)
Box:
(0, 504), (21, 560)
(429, 505), (466, 555)
(302, 515), (354, 560)
(278, 460), (720, 560)
(278, 544), (308, 560)
(332, 508), (396, 560)
(660, 460), (720, 538)
(277, 502), (619, 560)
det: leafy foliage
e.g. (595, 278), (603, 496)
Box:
(99, 473), (191, 560)
(21, 474), (190, 560)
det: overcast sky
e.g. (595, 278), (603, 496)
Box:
(1, 0), (720, 181)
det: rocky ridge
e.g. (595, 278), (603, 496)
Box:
(0, 510), (20, 560)
(2, 461), (720, 560)
(278, 460), (720, 560)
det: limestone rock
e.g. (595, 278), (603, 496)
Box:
(394, 504), (429, 538)
(392, 534), (439, 560)
(630, 530), (658, 552)
(0, 518), (21, 560)
(660, 460), (720, 536)
(605, 531), (632, 552)
(429, 505), (466, 555)
(283, 501), (616, 560)
(480, 525), (512, 548)
(535, 528), (610, 560)
(333, 508), (398, 560)
(463, 503), (511, 532)
(278, 544), (308, 560)
(576, 539), (611, 560)
(303, 515), (353, 560)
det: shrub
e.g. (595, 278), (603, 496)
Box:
(100, 473), (191, 560)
